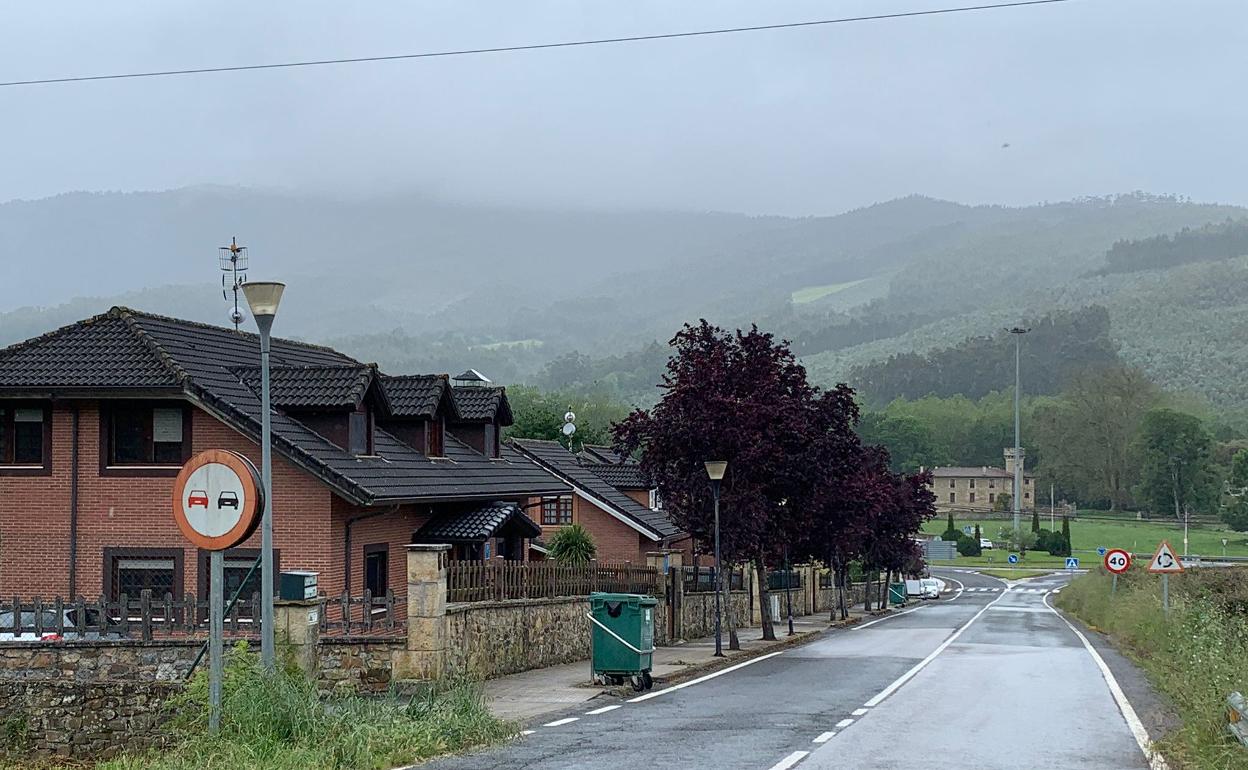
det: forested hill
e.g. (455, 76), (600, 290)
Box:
(1096, 218), (1248, 276)
(847, 307), (1118, 406)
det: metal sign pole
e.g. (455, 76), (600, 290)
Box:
(1162, 573), (1169, 618)
(209, 549), (224, 734)
(1111, 573), (1117, 596)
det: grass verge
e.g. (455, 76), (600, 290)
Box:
(100, 642), (514, 770)
(1056, 567), (1248, 769)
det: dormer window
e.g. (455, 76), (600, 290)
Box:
(349, 409), (374, 456)
(427, 417), (444, 457)
(484, 423), (499, 459)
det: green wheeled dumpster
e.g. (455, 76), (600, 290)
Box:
(589, 592), (656, 691)
(889, 582), (907, 607)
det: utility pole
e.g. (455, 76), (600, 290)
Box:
(1009, 327), (1030, 535)
(1050, 484), (1055, 529)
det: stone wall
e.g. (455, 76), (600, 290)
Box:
(680, 590), (750, 640)
(813, 582), (869, 613)
(444, 597), (591, 680)
(317, 638), (406, 694)
(0, 640), (200, 683)
(0, 679), (180, 761)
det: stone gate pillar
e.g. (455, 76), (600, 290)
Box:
(395, 544), (450, 680)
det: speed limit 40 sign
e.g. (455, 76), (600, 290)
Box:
(1103, 548), (1132, 575)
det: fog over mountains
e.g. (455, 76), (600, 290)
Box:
(4, 186), (1248, 412)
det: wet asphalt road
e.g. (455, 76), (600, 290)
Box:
(422, 570), (1153, 770)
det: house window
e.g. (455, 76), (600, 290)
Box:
(349, 410), (372, 455)
(949, 492), (956, 503)
(969, 479), (975, 488)
(649, 488), (663, 510)
(989, 493), (995, 504)
(1025, 492), (1031, 500)
(988, 480), (995, 488)
(969, 492), (976, 504)
(427, 417), (445, 457)
(948, 480), (955, 488)
(0, 404), (50, 468)
(542, 495), (573, 525)
(104, 404), (190, 467)
(364, 544), (388, 598)
(104, 547), (184, 601)
(196, 548), (278, 613)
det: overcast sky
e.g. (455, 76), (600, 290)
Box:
(2, 0), (1245, 215)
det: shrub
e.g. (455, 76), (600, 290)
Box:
(956, 534), (981, 557)
(548, 524), (597, 565)
(941, 512), (962, 542)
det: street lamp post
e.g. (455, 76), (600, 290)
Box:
(242, 281), (285, 673)
(704, 460), (727, 658)
(1009, 327), (1030, 535)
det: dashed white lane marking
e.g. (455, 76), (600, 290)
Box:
(585, 705), (621, 715)
(767, 750), (810, 770)
(520, 730), (535, 736)
(812, 731), (836, 744)
(1042, 592), (1168, 770)
(851, 708), (869, 716)
(543, 717), (579, 727)
(628, 651), (784, 702)
(863, 581), (1010, 708)
(835, 718), (854, 728)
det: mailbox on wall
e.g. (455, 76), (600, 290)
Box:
(279, 570), (319, 601)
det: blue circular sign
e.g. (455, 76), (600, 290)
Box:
(1008, 553), (1019, 564)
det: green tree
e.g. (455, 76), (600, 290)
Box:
(1031, 509), (1041, 533)
(1059, 515), (1072, 557)
(1033, 365), (1159, 510)
(505, 385), (630, 448)
(973, 523), (982, 544)
(1135, 409), (1215, 518)
(994, 492), (1011, 512)
(1221, 449), (1248, 531)
(941, 512), (960, 542)
(547, 524), (597, 565)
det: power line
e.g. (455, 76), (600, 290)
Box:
(0, 0), (1074, 89)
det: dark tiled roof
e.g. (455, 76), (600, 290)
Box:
(451, 386), (513, 426)
(587, 463), (650, 489)
(931, 466), (1036, 479)
(580, 444), (629, 465)
(414, 501), (541, 542)
(234, 365), (373, 409)
(509, 439), (679, 540)
(382, 375), (446, 418)
(0, 307), (569, 505)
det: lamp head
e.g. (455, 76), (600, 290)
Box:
(242, 281), (285, 319)
(704, 460), (728, 481)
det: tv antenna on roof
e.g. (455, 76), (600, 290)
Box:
(219, 237), (249, 329)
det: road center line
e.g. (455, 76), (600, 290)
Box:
(851, 604), (925, 631)
(628, 651), (784, 702)
(1041, 592), (1169, 770)
(543, 717), (579, 727)
(834, 718), (854, 728)
(585, 704), (621, 715)
(851, 708), (868, 716)
(863, 577), (1010, 708)
(767, 750), (810, 770)
(812, 731), (836, 743)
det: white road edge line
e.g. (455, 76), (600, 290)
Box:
(627, 651), (785, 702)
(863, 575), (1011, 708)
(835, 718), (854, 729)
(543, 717), (579, 727)
(944, 574), (966, 600)
(585, 704), (621, 715)
(767, 750), (810, 770)
(812, 731), (836, 743)
(1041, 591), (1169, 770)
(520, 729), (535, 736)
(851, 604), (925, 631)
(851, 708), (868, 716)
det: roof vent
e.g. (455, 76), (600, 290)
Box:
(453, 369), (491, 388)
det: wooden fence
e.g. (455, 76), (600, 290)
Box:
(447, 561), (660, 603)
(0, 590), (405, 641)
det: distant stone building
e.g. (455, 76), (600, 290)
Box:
(927, 449), (1035, 511)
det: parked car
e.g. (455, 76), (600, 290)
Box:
(919, 578), (944, 599)
(217, 490), (239, 509)
(980, 538), (994, 549)
(0, 609), (121, 642)
(187, 489), (210, 508)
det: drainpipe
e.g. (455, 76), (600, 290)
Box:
(343, 506), (399, 594)
(68, 406), (80, 599)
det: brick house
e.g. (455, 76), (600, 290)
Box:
(928, 449), (1036, 511)
(509, 439), (689, 563)
(0, 307), (569, 603)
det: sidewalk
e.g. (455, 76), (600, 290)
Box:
(483, 607), (873, 723)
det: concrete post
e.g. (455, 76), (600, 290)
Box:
(274, 599), (321, 678)
(396, 544), (450, 680)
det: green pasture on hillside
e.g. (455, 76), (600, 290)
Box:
(790, 279), (866, 304)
